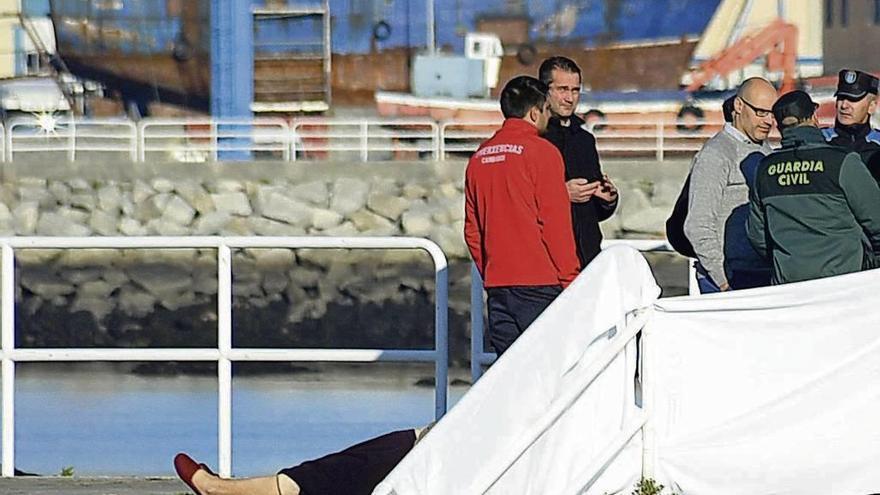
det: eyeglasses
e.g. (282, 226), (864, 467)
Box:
(549, 85), (581, 96)
(739, 97), (773, 118)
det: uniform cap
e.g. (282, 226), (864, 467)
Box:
(772, 90), (818, 126)
(835, 69), (880, 99)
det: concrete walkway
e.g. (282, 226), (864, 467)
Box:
(0, 477), (187, 494)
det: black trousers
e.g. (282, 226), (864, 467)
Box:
(486, 285), (562, 356)
(279, 429), (415, 495)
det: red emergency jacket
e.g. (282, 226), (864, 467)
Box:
(464, 118), (581, 288)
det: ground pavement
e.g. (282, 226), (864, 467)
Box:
(0, 476), (187, 494)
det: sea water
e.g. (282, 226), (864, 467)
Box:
(8, 364), (467, 477)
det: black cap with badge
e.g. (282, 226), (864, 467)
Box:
(772, 90), (819, 128)
(835, 69), (880, 100)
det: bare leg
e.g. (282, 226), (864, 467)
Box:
(190, 470), (300, 495)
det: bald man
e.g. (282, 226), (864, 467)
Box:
(684, 78), (776, 292)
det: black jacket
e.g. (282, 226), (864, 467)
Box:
(542, 114), (618, 266)
(823, 122), (880, 183)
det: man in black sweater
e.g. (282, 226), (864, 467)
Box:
(538, 57), (619, 267)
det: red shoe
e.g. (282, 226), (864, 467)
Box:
(173, 452), (212, 495)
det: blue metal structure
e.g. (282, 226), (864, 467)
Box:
(211, 0), (253, 118)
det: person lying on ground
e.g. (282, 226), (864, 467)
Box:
(174, 425), (432, 495)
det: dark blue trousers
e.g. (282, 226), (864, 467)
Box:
(486, 285), (562, 357)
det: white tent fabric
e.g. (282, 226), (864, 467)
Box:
(651, 267), (880, 494)
(374, 246), (880, 494)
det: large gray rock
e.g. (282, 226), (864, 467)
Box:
(290, 180), (329, 206)
(79, 280), (116, 299)
(321, 221), (358, 237)
(67, 178), (91, 192)
(331, 178), (369, 215)
(117, 286), (157, 318)
(193, 211), (232, 235)
(350, 210), (396, 234)
(70, 193), (97, 211)
(59, 267), (103, 284)
(118, 218), (149, 236)
(220, 217), (255, 236)
(132, 180), (155, 203)
(247, 217), (305, 236)
(368, 192), (409, 220)
(311, 208), (344, 230)
(262, 270), (289, 294)
(151, 178), (175, 193)
(176, 181), (215, 215)
(127, 264), (193, 297)
(0, 203), (14, 235)
(161, 195), (197, 226)
(402, 183), (428, 200)
(212, 179), (245, 194)
(146, 218), (190, 236)
(71, 295), (115, 322)
(211, 192), (252, 216)
(57, 249), (113, 268)
(431, 223), (468, 259)
(20, 268), (75, 298)
(36, 212), (92, 236)
(56, 206), (90, 224)
(48, 181), (72, 205)
(401, 201), (435, 236)
(18, 186), (53, 206)
(89, 209), (118, 236)
(252, 248), (296, 271)
(97, 184), (123, 212)
(257, 189), (312, 226)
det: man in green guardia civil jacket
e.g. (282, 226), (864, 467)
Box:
(747, 90), (880, 285)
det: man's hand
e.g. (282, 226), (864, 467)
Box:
(567, 178), (602, 203)
(593, 174), (618, 203)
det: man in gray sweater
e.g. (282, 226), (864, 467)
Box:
(684, 78), (776, 292)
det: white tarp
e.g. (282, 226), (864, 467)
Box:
(375, 246), (880, 494)
(651, 268), (880, 494)
(374, 246), (660, 495)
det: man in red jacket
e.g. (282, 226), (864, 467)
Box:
(464, 75), (581, 356)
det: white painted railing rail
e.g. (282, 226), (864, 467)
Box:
(0, 236), (449, 478)
(470, 239), (696, 382)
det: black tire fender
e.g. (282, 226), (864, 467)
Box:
(372, 20), (392, 42)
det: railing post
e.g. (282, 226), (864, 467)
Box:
(1, 244), (15, 477)
(656, 121), (664, 162)
(217, 244), (233, 477)
(640, 319), (655, 479)
(438, 123), (447, 160)
(433, 247), (449, 419)
(68, 118), (76, 161)
(470, 263), (484, 383)
(211, 122), (220, 162)
(359, 121), (369, 161)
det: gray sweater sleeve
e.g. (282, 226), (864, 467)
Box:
(684, 143), (729, 287)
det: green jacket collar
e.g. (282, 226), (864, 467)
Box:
(781, 126), (826, 148)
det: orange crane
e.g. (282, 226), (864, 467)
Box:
(685, 18), (799, 94)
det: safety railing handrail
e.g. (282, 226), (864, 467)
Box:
(6, 117), (137, 162)
(0, 116), (840, 163)
(0, 236), (449, 478)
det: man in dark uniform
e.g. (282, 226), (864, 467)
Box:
(748, 91), (880, 284)
(823, 69), (880, 182)
(538, 57), (618, 267)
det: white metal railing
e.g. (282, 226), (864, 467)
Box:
(0, 236), (449, 478)
(470, 239), (696, 382)
(0, 115), (824, 163)
(291, 118), (439, 161)
(7, 118), (136, 162)
(138, 118), (290, 162)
